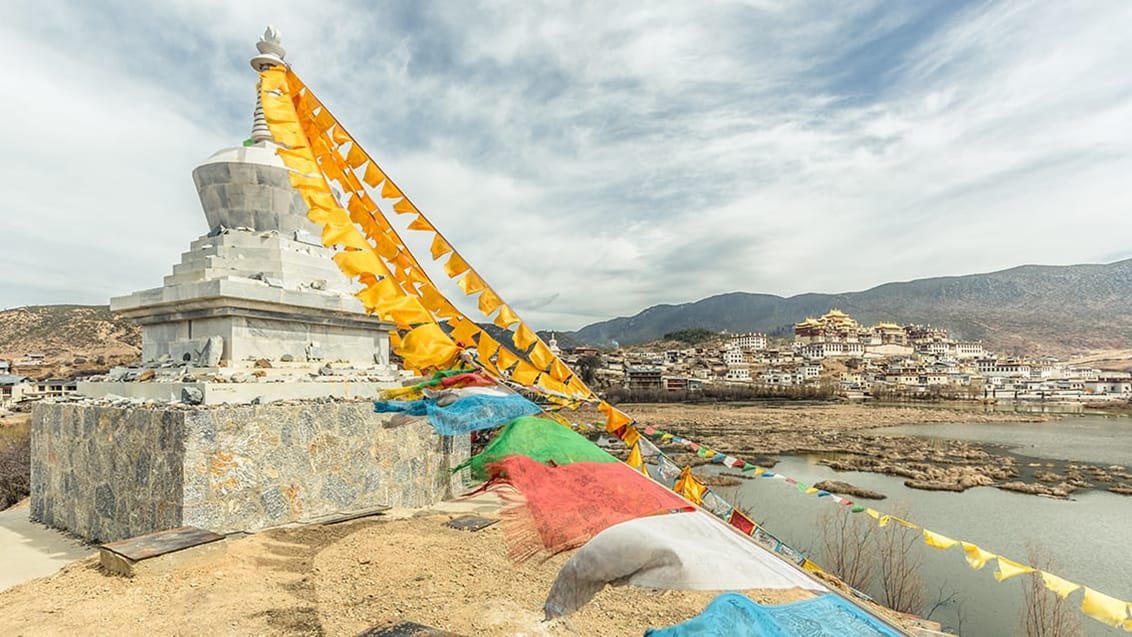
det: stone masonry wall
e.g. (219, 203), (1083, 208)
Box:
(31, 401), (468, 542)
(31, 404), (186, 543)
(179, 402), (467, 534)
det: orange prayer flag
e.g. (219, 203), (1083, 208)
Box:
(331, 125), (351, 147)
(444, 253), (470, 278)
(430, 235), (453, 260)
(381, 179), (402, 199)
(392, 197), (418, 214)
(345, 144), (367, 169)
(407, 215), (434, 232)
(478, 288), (503, 316)
(363, 162), (386, 188)
(312, 107), (335, 132)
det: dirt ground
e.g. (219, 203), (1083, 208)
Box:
(0, 511), (818, 637)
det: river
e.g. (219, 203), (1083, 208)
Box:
(710, 415), (1132, 636)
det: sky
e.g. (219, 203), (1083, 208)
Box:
(3, 1), (1131, 331)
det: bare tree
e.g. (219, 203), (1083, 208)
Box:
(875, 512), (924, 614)
(1019, 543), (1082, 637)
(817, 507), (877, 592)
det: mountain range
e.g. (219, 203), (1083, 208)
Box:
(569, 258), (1132, 357)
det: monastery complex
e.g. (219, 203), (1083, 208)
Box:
(567, 309), (1131, 403)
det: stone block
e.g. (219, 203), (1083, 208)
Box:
(99, 526), (226, 577)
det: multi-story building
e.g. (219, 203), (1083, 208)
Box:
(729, 332), (767, 351)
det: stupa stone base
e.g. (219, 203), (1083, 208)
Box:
(31, 401), (468, 543)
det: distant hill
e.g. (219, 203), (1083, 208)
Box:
(0, 305), (140, 370)
(569, 259), (1132, 357)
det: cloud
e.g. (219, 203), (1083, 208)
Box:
(3, 0), (1131, 331)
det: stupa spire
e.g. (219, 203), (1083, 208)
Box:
(249, 26), (287, 144)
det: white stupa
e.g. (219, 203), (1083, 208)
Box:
(86, 28), (400, 403)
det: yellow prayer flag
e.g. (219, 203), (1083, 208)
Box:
(494, 304), (520, 329)
(528, 341), (555, 371)
(1040, 571), (1081, 599)
(537, 375), (570, 395)
(269, 122), (307, 149)
(804, 486), (819, 495)
(430, 235), (453, 260)
(478, 288), (503, 316)
(457, 271), (487, 296)
(321, 223), (370, 250)
(993, 557), (1036, 582)
(363, 162), (386, 188)
(262, 100), (299, 125)
(802, 560), (823, 574)
(354, 278), (400, 312)
(392, 198), (418, 214)
(674, 466), (707, 505)
(449, 318), (481, 347)
(887, 516), (918, 530)
(307, 205), (349, 226)
(621, 426), (641, 448)
(495, 346), (519, 372)
(376, 295), (433, 326)
(598, 401), (633, 433)
(407, 215), (434, 232)
(866, 509), (880, 520)
(510, 362), (541, 386)
(332, 249), (388, 279)
(381, 179), (402, 200)
(444, 253), (470, 279)
(259, 67), (287, 92)
(288, 172), (330, 192)
(477, 337), (501, 363)
(513, 323), (538, 351)
(1080, 587), (1129, 628)
(923, 529), (958, 550)
(961, 542), (996, 570)
(626, 443), (646, 474)
(275, 148), (318, 174)
(550, 358), (573, 383)
(395, 323), (460, 371)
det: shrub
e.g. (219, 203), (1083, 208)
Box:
(0, 426), (30, 510)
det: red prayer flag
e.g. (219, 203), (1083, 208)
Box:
(728, 509), (757, 535)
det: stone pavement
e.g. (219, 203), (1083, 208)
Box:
(0, 503), (93, 592)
